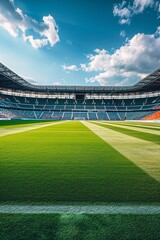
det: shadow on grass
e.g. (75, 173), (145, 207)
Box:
(0, 213), (160, 240)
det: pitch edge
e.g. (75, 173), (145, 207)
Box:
(0, 205), (160, 214)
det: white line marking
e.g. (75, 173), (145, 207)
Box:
(0, 205), (160, 214)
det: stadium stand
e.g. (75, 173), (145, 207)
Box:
(0, 63), (160, 120)
(142, 111), (160, 120)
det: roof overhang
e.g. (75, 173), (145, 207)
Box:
(0, 63), (160, 94)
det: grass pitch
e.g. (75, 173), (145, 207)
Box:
(1, 213), (160, 240)
(0, 120), (160, 203)
(0, 120), (160, 239)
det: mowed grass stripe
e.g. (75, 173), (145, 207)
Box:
(95, 121), (160, 145)
(84, 121), (160, 182)
(0, 120), (65, 137)
(102, 122), (160, 135)
(116, 121), (160, 127)
(0, 120), (54, 128)
(1, 121), (160, 203)
(105, 121), (160, 131)
(124, 121), (160, 127)
(130, 122), (160, 127)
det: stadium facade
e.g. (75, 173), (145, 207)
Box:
(0, 63), (160, 120)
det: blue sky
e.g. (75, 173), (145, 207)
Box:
(0, 0), (159, 86)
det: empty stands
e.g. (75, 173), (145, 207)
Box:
(0, 93), (159, 120)
(142, 111), (160, 120)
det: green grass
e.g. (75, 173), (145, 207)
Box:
(0, 119), (56, 128)
(105, 122), (160, 131)
(0, 213), (160, 240)
(93, 121), (160, 145)
(123, 122), (160, 127)
(0, 121), (160, 203)
(1, 120), (160, 240)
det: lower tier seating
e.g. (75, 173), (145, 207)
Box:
(0, 94), (159, 120)
(0, 108), (157, 121)
(142, 111), (160, 120)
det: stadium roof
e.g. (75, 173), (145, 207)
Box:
(0, 62), (160, 94)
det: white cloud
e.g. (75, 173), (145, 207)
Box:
(120, 30), (126, 37)
(62, 65), (79, 72)
(113, 1), (131, 18)
(22, 35), (48, 49)
(113, 1), (131, 24)
(155, 26), (160, 37)
(85, 71), (140, 86)
(133, 0), (154, 13)
(0, 13), (18, 37)
(80, 49), (110, 72)
(81, 28), (160, 86)
(0, 0), (59, 48)
(41, 15), (59, 47)
(52, 81), (62, 85)
(113, 0), (157, 24)
(119, 18), (131, 25)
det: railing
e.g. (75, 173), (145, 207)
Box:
(0, 89), (160, 99)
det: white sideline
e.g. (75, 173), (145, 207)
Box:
(0, 120), (70, 137)
(0, 205), (160, 214)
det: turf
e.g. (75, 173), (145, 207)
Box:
(0, 213), (160, 240)
(0, 121), (160, 203)
(84, 121), (160, 182)
(101, 122), (160, 136)
(94, 121), (160, 145)
(0, 119), (56, 128)
(108, 122), (160, 131)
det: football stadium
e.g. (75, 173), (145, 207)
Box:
(0, 0), (160, 239)
(0, 63), (160, 121)
(0, 63), (160, 239)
